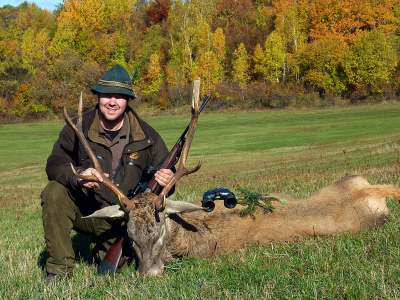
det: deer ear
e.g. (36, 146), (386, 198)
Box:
(164, 199), (206, 215)
(83, 205), (127, 219)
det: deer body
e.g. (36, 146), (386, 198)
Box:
(164, 175), (398, 260)
(87, 175), (400, 276)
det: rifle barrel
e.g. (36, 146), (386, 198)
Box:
(177, 96), (210, 144)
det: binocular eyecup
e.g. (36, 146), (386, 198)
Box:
(202, 188), (237, 212)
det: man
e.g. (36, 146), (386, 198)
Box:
(41, 64), (173, 284)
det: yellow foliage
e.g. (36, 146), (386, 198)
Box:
(232, 43), (250, 90)
(144, 53), (163, 95)
(343, 29), (397, 90)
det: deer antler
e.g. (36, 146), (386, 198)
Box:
(154, 79), (203, 211)
(64, 93), (134, 213)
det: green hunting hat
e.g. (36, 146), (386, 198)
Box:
(91, 64), (135, 99)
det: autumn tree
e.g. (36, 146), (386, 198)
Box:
(301, 0), (400, 44)
(2, 0), (400, 118)
(213, 28), (226, 71)
(146, 0), (170, 24)
(30, 49), (102, 113)
(34, 29), (51, 59)
(167, 0), (216, 83)
(11, 82), (49, 118)
(232, 43), (250, 92)
(31, 8), (54, 33)
(194, 24), (227, 95)
(213, 0), (273, 69)
(0, 4), (38, 106)
(59, 0), (136, 63)
(143, 53), (164, 95)
(274, 0), (307, 81)
(0, 37), (22, 104)
(252, 43), (264, 80)
(165, 54), (186, 106)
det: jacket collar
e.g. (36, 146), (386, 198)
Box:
(88, 105), (146, 145)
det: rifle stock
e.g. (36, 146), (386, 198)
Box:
(98, 233), (127, 275)
(98, 95), (210, 275)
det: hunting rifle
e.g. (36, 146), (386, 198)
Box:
(98, 95), (211, 275)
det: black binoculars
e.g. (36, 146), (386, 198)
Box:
(202, 188), (237, 212)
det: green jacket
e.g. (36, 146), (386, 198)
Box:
(46, 105), (170, 209)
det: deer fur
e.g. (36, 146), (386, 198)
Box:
(85, 175), (400, 277)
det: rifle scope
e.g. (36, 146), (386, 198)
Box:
(127, 164), (157, 199)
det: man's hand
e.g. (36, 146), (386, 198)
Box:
(77, 168), (109, 189)
(154, 168), (174, 187)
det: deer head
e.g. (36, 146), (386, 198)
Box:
(65, 80), (205, 276)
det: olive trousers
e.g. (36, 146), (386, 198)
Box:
(41, 181), (127, 275)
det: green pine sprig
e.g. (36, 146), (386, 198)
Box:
(235, 189), (286, 216)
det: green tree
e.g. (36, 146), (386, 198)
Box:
(263, 31), (285, 83)
(343, 29), (397, 91)
(21, 27), (35, 71)
(299, 34), (348, 94)
(48, 18), (77, 57)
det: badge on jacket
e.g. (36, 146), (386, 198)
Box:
(129, 152), (139, 161)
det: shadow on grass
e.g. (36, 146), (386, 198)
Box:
(37, 232), (137, 274)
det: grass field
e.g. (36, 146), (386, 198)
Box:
(1, 103), (400, 299)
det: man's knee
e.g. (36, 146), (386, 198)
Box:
(41, 181), (77, 220)
(41, 181), (68, 205)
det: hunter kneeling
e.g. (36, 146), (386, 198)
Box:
(40, 64), (174, 285)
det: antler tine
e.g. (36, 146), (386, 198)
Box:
(154, 79), (203, 211)
(64, 93), (134, 213)
(64, 93), (103, 175)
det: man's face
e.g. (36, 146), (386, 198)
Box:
(98, 93), (129, 124)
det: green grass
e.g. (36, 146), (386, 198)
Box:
(1, 103), (400, 299)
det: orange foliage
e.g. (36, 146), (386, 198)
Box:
(294, 0), (400, 43)
(158, 90), (171, 109)
(146, 0), (169, 24)
(11, 83), (32, 116)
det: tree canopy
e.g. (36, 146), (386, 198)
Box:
(1, 0), (400, 120)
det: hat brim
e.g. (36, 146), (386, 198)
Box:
(91, 85), (135, 99)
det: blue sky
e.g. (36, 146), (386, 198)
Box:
(0, 0), (63, 11)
